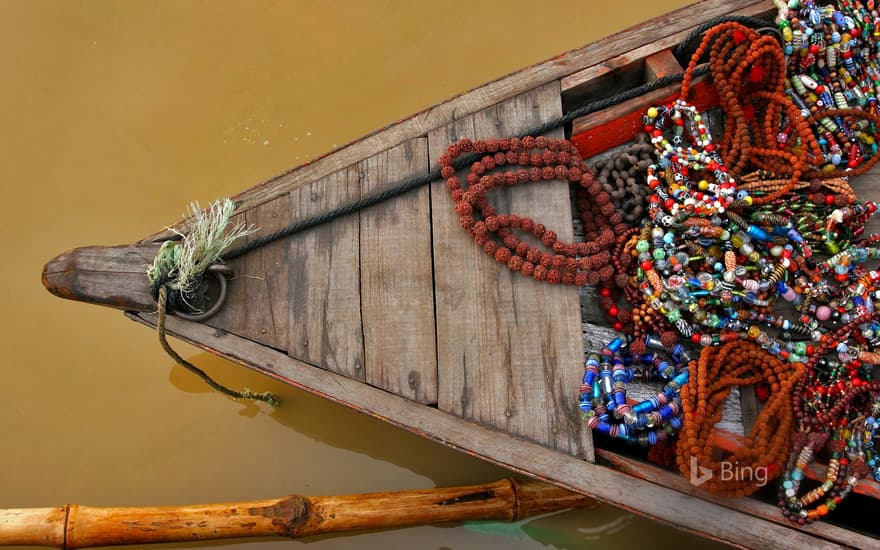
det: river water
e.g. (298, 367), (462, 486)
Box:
(1, 1), (724, 548)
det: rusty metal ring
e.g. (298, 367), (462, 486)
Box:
(174, 264), (233, 322)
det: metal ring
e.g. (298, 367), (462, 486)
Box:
(174, 264), (233, 322)
(756, 26), (784, 46)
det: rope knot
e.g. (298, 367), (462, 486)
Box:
(148, 199), (279, 408)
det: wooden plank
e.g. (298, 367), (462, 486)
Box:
(140, 1), (770, 244)
(428, 81), (591, 459)
(129, 311), (872, 550)
(359, 139), (437, 403)
(645, 48), (684, 80)
(205, 197), (292, 350)
(43, 270), (155, 312)
(43, 243), (163, 274)
(287, 168), (364, 379)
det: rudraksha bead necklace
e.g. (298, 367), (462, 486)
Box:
(588, 133), (656, 227)
(439, 136), (619, 287)
(675, 341), (803, 497)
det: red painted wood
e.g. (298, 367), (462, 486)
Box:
(571, 78), (719, 159)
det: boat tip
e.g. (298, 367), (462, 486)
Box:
(41, 244), (161, 312)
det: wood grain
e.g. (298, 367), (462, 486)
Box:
(0, 479), (594, 548)
(359, 139), (437, 403)
(42, 244), (161, 312)
(428, 81), (591, 460)
(203, 198), (293, 350)
(243, 197), (293, 349)
(287, 168), (364, 379)
(0, 507), (66, 548)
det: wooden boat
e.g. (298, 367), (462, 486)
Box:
(40, 0), (880, 547)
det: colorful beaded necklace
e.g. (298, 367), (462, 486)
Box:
(776, 0), (880, 173)
(578, 335), (689, 446)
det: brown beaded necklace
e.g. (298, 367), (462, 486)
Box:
(675, 341), (803, 497)
(438, 136), (620, 287)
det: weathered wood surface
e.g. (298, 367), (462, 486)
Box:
(0, 479), (593, 548)
(42, 244), (161, 312)
(240, 198), (292, 349)
(285, 168), (364, 379)
(359, 140), (437, 403)
(140, 0), (771, 244)
(427, 81), (591, 459)
(851, 169), (880, 237)
(203, 207), (289, 348)
(129, 311), (870, 550)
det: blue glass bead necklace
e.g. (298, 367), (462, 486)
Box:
(578, 335), (689, 446)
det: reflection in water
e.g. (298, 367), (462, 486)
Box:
(1, 1), (725, 548)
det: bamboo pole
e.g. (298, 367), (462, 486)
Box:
(0, 478), (595, 548)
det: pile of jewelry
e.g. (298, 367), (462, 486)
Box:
(438, 3), (880, 524)
(777, 0), (880, 173)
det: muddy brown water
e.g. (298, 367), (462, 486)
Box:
(1, 1), (724, 548)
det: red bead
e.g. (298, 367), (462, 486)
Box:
(608, 306), (619, 317)
(640, 260), (653, 271)
(599, 287), (612, 298)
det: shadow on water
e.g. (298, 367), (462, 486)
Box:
(167, 352), (516, 485)
(167, 353), (724, 549)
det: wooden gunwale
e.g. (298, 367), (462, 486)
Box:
(41, 0), (880, 547)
